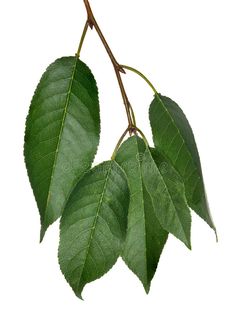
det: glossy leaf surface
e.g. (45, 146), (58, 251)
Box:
(142, 148), (192, 248)
(115, 136), (168, 292)
(58, 160), (129, 299)
(24, 56), (100, 239)
(149, 94), (216, 234)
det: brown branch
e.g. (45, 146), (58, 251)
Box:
(83, 0), (134, 128)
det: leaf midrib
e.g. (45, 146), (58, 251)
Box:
(75, 161), (113, 291)
(155, 94), (201, 189)
(44, 57), (79, 220)
(134, 137), (149, 286)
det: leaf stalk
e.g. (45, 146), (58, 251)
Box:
(121, 65), (158, 94)
(76, 21), (89, 57)
(111, 125), (149, 160)
(111, 127), (130, 160)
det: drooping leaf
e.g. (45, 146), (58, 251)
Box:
(115, 136), (168, 293)
(142, 147), (192, 248)
(24, 56), (100, 240)
(58, 160), (129, 299)
(149, 94), (216, 234)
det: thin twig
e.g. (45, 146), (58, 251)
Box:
(129, 103), (136, 127)
(83, 0), (134, 128)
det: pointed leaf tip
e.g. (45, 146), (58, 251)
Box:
(115, 136), (168, 291)
(39, 226), (46, 243)
(58, 160), (129, 298)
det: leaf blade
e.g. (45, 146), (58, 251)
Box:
(24, 56), (100, 239)
(142, 148), (192, 248)
(115, 136), (168, 292)
(149, 94), (216, 233)
(58, 160), (129, 299)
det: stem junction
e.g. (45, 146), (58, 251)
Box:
(79, 1), (150, 157)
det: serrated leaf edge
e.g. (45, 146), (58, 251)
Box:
(143, 147), (191, 249)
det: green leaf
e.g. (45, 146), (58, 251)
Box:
(58, 160), (129, 299)
(115, 136), (168, 293)
(24, 56), (100, 240)
(149, 94), (216, 234)
(142, 148), (192, 248)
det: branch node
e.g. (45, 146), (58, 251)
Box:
(87, 19), (94, 29)
(117, 65), (126, 74)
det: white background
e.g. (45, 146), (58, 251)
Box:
(1, 0), (234, 324)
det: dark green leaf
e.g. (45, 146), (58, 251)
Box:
(142, 148), (191, 248)
(149, 94), (216, 234)
(58, 160), (129, 299)
(115, 136), (168, 293)
(24, 56), (100, 240)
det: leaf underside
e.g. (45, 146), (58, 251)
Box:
(149, 94), (216, 235)
(115, 136), (168, 292)
(58, 160), (129, 299)
(24, 56), (100, 240)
